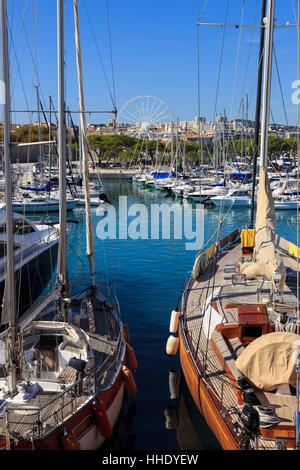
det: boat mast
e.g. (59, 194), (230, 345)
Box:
(1, 0), (17, 395)
(170, 122), (174, 169)
(250, 0), (267, 228)
(73, 0), (95, 286)
(259, 0), (274, 169)
(57, 0), (69, 319)
(48, 96), (52, 196)
(155, 129), (159, 173)
(183, 121), (187, 175)
(35, 85), (43, 180)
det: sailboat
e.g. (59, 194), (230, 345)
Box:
(170, 0), (300, 450)
(0, 211), (60, 320)
(3, 196), (78, 213)
(0, 0), (137, 450)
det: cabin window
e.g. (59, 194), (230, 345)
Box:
(0, 242), (20, 257)
(13, 221), (35, 234)
(0, 222), (35, 235)
(242, 326), (262, 339)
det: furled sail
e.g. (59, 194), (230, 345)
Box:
(241, 166), (286, 290)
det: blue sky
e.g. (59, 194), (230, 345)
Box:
(6, 0), (300, 126)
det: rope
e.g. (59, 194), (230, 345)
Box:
(106, 0), (117, 111)
(239, 0), (260, 99)
(213, 0), (229, 123)
(254, 406), (281, 428)
(82, 0), (117, 111)
(273, 46), (289, 127)
(14, 0), (47, 111)
(274, 316), (297, 333)
(229, 0), (246, 122)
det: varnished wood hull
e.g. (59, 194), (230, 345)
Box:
(179, 326), (241, 450)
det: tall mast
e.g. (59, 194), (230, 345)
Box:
(155, 129), (159, 173)
(175, 118), (179, 181)
(48, 96), (52, 196)
(73, 0), (95, 286)
(1, 0), (17, 394)
(170, 121), (174, 168)
(250, 0), (267, 227)
(245, 93), (249, 163)
(259, 0), (275, 168)
(57, 0), (69, 318)
(183, 122), (187, 175)
(35, 85), (43, 179)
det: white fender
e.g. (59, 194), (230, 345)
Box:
(192, 253), (207, 279)
(166, 334), (179, 356)
(169, 310), (179, 334)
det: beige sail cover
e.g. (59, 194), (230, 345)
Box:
(235, 331), (300, 391)
(241, 166), (286, 289)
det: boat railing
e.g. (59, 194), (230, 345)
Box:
(275, 234), (300, 261)
(0, 231), (59, 277)
(257, 435), (287, 450)
(181, 228), (241, 316)
(1, 333), (124, 445)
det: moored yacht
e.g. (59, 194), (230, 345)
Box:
(0, 210), (59, 320)
(210, 188), (252, 207)
(0, 0), (137, 451)
(2, 196), (78, 213)
(171, 0), (300, 450)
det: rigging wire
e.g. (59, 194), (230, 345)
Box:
(197, 0), (206, 176)
(229, 0), (246, 123)
(82, 0), (117, 112)
(240, 0), (260, 98)
(106, 0), (117, 112)
(212, 0), (229, 123)
(226, 1), (259, 168)
(273, 46), (289, 127)
(7, 18), (31, 117)
(14, 0), (47, 111)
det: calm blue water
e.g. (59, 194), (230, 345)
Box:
(39, 178), (299, 450)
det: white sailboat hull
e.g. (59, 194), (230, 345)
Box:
(211, 196), (252, 207)
(10, 199), (78, 213)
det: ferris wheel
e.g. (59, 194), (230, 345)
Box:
(116, 95), (174, 139)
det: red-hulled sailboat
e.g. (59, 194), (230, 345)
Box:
(0, 0), (137, 450)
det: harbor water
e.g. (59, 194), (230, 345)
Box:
(37, 178), (299, 451)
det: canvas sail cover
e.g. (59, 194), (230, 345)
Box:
(240, 166), (286, 289)
(235, 331), (300, 391)
(20, 181), (51, 192)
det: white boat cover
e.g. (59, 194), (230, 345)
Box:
(240, 167), (286, 290)
(235, 331), (300, 391)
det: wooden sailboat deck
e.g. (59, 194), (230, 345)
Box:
(0, 292), (124, 448)
(181, 240), (300, 450)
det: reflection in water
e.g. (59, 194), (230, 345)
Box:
(164, 368), (220, 451)
(42, 178), (298, 451)
(99, 396), (138, 452)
